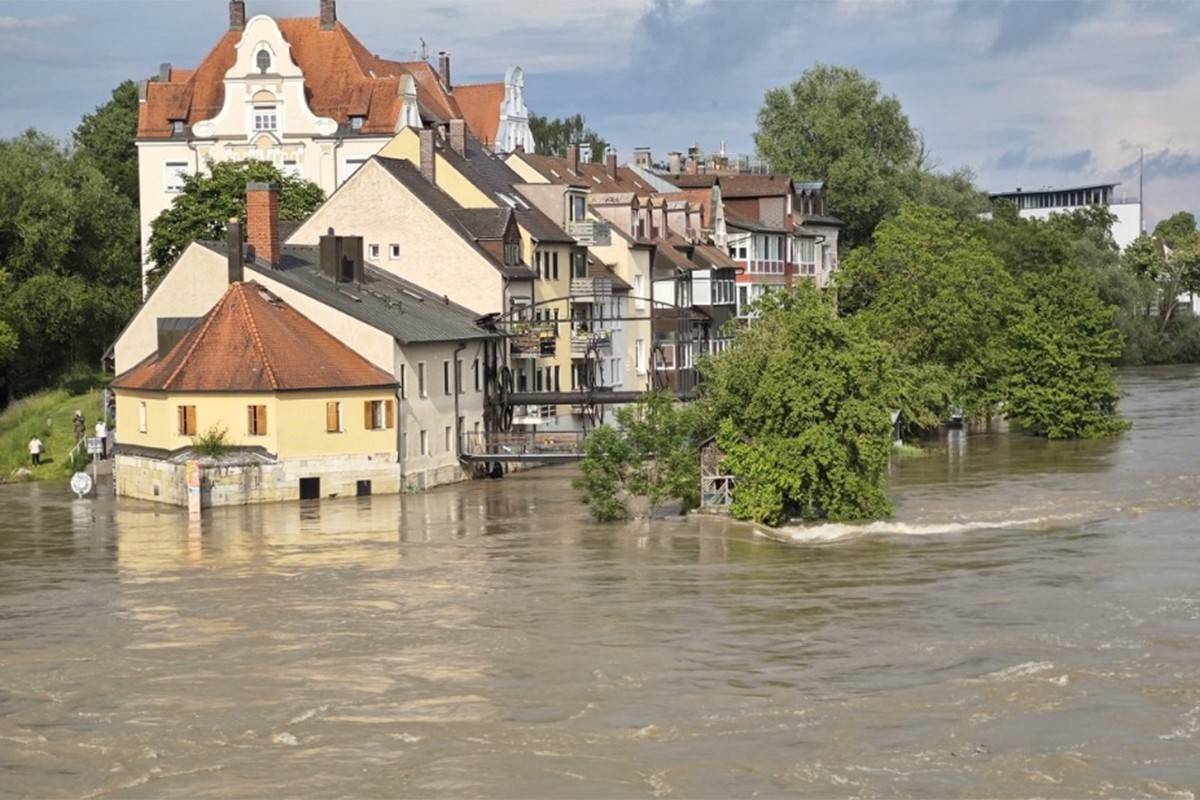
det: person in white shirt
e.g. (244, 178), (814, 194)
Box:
(95, 418), (108, 460)
(28, 436), (43, 467)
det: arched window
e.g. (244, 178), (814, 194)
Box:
(256, 49), (271, 74)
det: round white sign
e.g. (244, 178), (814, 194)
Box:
(70, 471), (94, 498)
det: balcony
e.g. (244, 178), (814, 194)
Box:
(570, 328), (613, 356)
(510, 329), (557, 358)
(567, 219), (611, 246)
(570, 276), (612, 297)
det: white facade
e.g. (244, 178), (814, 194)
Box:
(989, 184), (1143, 251)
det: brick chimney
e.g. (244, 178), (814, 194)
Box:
(319, 0), (336, 30)
(226, 218), (243, 283)
(246, 183), (281, 268)
(229, 0), (245, 30)
(606, 147), (618, 180)
(567, 143), (578, 175)
(438, 51), (451, 90)
(685, 156), (698, 175)
(418, 128), (436, 184)
(449, 118), (466, 156)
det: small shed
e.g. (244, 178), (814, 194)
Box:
(699, 434), (737, 509)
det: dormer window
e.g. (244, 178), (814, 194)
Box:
(256, 49), (271, 74)
(170, 119), (184, 134)
(569, 193), (586, 222)
(253, 104), (277, 133)
(504, 240), (521, 266)
(350, 115), (364, 130)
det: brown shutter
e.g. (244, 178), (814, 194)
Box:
(364, 400), (373, 430)
(326, 402), (338, 432)
(247, 405), (255, 434)
(385, 399), (394, 429)
(258, 406), (267, 436)
(178, 405), (185, 435)
(186, 406), (197, 435)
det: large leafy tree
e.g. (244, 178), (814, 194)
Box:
(73, 79), (141, 207)
(981, 204), (1128, 438)
(528, 113), (609, 161)
(837, 203), (1018, 427)
(0, 131), (140, 398)
(147, 159), (324, 289)
(754, 64), (918, 249)
(698, 283), (900, 524)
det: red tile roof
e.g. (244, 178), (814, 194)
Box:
(453, 82), (505, 147)
(112, 282), (396, 393)
(138, 16), (505, 140)
(518, 153), (656, 194)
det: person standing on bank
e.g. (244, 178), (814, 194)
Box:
(95, 418), (107, 460)
(73, 410), (85, 443)
(29, 436), (43, 467)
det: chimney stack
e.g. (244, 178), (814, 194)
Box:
(579, 142), (592, 164)
(685, 156), (698, 175)
(567, 143), (578, 175)
(159, 62), (171, 82)
(668, 151), (682, 174)
(449, 118), (466, 156)
(418, 128), (436, 184)
(226, 218), (243, 283)
(229, 0), (245, 30)
(246, 182), (281, 268)
(319, 0), (337, 30)
(606, 147), (618, 180)
(438, 51), (451, 90)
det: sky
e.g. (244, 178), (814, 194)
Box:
(1, 0), (1196, 229)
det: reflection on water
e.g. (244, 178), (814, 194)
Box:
(1, 367), (1199, 798)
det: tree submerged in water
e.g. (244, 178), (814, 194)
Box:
(573, 391), (698, 522)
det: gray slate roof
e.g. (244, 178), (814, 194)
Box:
(371, 156), (536, 280)
(202, 241), (496, 345)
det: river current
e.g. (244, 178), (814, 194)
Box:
(1, 367), (1199, 798)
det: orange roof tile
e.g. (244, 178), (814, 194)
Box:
(139, 16), (503, 142)
(519, 153), (656, 194)
(454, 82), (505, 146)
(112, 282), (396, 393)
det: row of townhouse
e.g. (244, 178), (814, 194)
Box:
(111, 0), (845, 507)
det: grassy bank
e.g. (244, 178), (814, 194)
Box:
(0, 389), (102, 482)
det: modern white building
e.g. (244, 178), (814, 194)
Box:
(988, 183), (1143, 251)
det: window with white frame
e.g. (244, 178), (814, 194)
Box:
(164, 160), (189, 193)
(570, 193), (587, 222)
(282, 159), (301, 179)
(389, 244), (401, 260)
(634, 275), (645, 309)
(253, 104), (277, 133)
(635, 338), (645, 375)
(368, 243), (380, 260)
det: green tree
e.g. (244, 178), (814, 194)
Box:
(529, 113), (609, 161)
(754, 64), (918, 249)
(73, 79), (141, 207)
(147, 159), (325, 289)
(836, 203), (1017, 427)
(1122, 212), (1200, 344)
(573, 391), (698, 522)
(0, 130), (139, 398)
(979, 205), (1129, 438)
(698, 283), (899, 524)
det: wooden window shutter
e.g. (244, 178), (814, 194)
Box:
(178, 405), (185, 435)
(385, 399), (394, 429)
(326, 402), (339, 432)
(364, 400), (373, 429)
(247, 405), (255, 434)
(258, 406), (267, 436)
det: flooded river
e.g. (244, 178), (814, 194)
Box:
(2, 367), (1199, 798)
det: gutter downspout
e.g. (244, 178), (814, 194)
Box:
(453, 341), (466, 460)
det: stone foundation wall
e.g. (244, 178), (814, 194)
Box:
(113, 453), (458, 507)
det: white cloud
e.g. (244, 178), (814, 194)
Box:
(0, 13), (75, 30)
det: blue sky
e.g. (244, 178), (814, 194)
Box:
(1, 0), (1196, 228)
